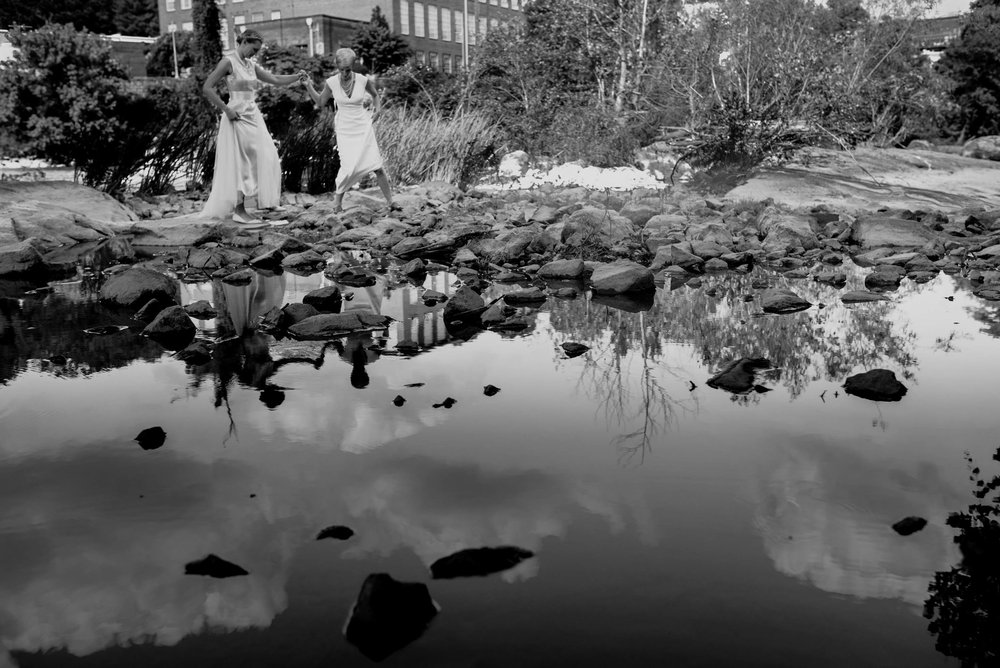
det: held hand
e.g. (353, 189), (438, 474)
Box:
(225, 108), (240, 122)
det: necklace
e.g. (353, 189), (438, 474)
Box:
(341, 71), (355, 97)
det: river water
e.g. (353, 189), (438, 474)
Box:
(1, 258), (997, 667)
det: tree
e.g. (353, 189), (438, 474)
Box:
(937, 0), (1000, 139)
(0, 24), (130, 184)
(191, 0), (223, 76)
(114, 0), (159, 36)
(145, 31), (195, 76)
(0, 0), (116, 34)
(351, 6), (412, 74)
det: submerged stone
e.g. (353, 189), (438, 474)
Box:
(561, 342), (590, 358)
(135, 426), (166, 450)
(483, 384), (501, 396)
(892, 516), (928, 536)
(760, 289), (812, 314)
(100, 267), (178, 308)
(142, 305), (195, 347)
(184, 554), (249, 578)
(288, 312), (391, 340)
(430, 546), (534, 579)
(843, 369), (908, 402)
(316, 525), (355, 541)
(840, 290), (890, 304)
(343, 573), (438, 663)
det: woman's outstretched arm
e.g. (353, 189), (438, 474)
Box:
(305, 80), (334, 108)
(255, 65), (306, 87)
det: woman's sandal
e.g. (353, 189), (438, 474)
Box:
(232, 212), (267, 229)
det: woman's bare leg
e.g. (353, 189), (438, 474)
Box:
(333, 191), (344, 213)
(374, 169), (393, 206)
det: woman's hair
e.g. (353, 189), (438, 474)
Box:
(334, 48), (357, 67)
(237, 29), (264, 44)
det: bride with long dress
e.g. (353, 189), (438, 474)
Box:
(201, 30), (304, 225)
(303, 48), (394, 213)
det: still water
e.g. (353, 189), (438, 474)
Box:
(1, 259), (998, 667)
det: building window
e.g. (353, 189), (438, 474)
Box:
(428, 5), (438, 39)
(453, 13), (462, 42)
(490, 0), (497, 5)
(413, 2), (424, 37)
(454, 55), (461, 70)
(234, 14), (245, 24)
(442, 53), (451, 73)
(415, 50), (425, 65)
(467, 15), (475, 44)
(182, 21), (193, 30)
(400, 1), (410, 35)
(180, 0), (191, 8)
(251, 12), (264, 21)
(500, 0), (508, 6)
(429, 52), (439, 69)
(166, 0), (176, 11)
(270, 10), (281, 19)
(441, 8), (451, 41)
(512, 0), (519, 8)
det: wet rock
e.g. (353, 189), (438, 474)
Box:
(442, 285), (485, 321)
(483, 384), (501, 396)
(553, 287), (578, 298)
(864, 265), (905, 290)
(176, 340), (213, 365)
(401, 258), (426, 279)
(430, 546), (534, 579)
(142, 305), (195, 345)
(760, 289), (812, 314)
(221, 268), (256, 286)
(495, 270), (528, 282)
(759, 208), (820, 253)
(421, 289), (447, 304)
(590, 262), (655, 294)
(249, 247), (284, 269)
(100, 267), (179, 308)
(134, 297), (172, 323)
(343, 573), (438, 662)
(706, 358), (772, 394)
(184, 554), (249, 578)
(481, 301), (516, 326)
(392, 237), (431, 258)
(851, 216), (935, 249)
(282, 302), (320, 325)
(0, 238), (46, 276)
(288, 312), (391, 340)
(303, 286), (342, 313)
(973, 287), (1000, 300)
(184, 300), (216, 319)
(813, 271), (847, 286)
(892, 516), (928, 536)
(840, 290), (890, 304)
(317, 525), (355, 541)
(961, 135), (1000, 161)
(135, 426), (166, 450)
(433, 397), (457, 408)
(649, 243), (704, 273)
(704, 258), (729, 271)
(392, 395), (406, 407)
(281, 250), (325, 272)
(843, 369), (908, 402)
(561, 342), (589, 358)
(503, 288), (548, 304)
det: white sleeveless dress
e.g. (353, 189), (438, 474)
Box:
(327, 73), (384, 194)
(203, 53), (282, 218)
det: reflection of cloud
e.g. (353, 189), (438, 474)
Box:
(339, 456), (627, 582)
(754, 437), (962, 605)
(0, 452), (294, 660)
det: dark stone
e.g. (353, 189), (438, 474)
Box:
(135, 426), (166, 450)
(813, 271), (847, 286)
(483, 384), (501, 396)
(343, 573), (438, 662)
(142, 305), (195, 347)
(430, 546), (534, 579)
(184, 299), (216, 319)
(100, 267), (179, 308)
(401, 258), (426, 279)
(760, 289), (812, 314)
(538, 259), (585, 279)
(281, 250), (325, 271)
(176, 340), (213, 365)
(404, 382), (424, 387)
(392, 395), (406, 406)
(561, 342), (589, 358)
(864, 267), (904, 290)
(844, 369), (908, 402)
(503, 288), (548, 305)
(288, 312), (391, 340)
(258, 306), (287, 332)
(316, 525), (355, 541)
(221, 268), (256, 286)
(259, 385), (285, 408)
(553, 287), (578, 298)
(303, 286), (342, 313)
(249, 247), (284, 269)
(184, 554), (249, 578)
(325, 264), (377, 287)
(134, 297), (172, 323)
(892, 516), (927, 536)
(840, 290), (890, 304)
(433, 397), (457, 408)
(706, 358), (772, 394)
(280, 302), (319, 326)
(442, 285), (485, 321)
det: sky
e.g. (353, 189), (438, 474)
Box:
(928, 0), (971, 15)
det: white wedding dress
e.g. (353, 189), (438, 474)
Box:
(203, 52), (282, 218)
(328, 73), (384, 194)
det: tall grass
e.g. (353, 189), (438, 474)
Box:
(375, 107), (501, 189)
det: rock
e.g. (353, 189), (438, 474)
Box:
(135, 426), (167, 450)
(433, 397), (457, 408)
(392, 395), (406, 406)
(851, 216), (935, 249)
(176, 340), (213, 365)
(864, 266), (905, 290)
(892, 516), (928, 536)
(221, 268), (256, 286)
(974, 287), (1000, 300)
(401, 258), (426, 279)
(562, 207), (636, 249)
(649, 243), (704, 273)
(706, 358), (772, 394)
(302, 286), (342, 312)
(0, 181), (135, 249)
(538, 258), (586, 279)
(184, 300), (216, 319)
(703, 257), (729, 272)
(134, 297), (172, 323)
(142, 305), (195, 346)
(185, 247), (248, 270)
(689, 240), (731, 260)
(843, 369), (908, 402)
(619, 200), (661, 226)
(100, 267), (179, 308)
(392, 237), (430, 258)
(442, 285), (485, 321)
(590, 262), (655, 294)
(961, 135), (1000, 161)
(249, 247), (285, 269)
(343, 573), (438, 662)
(760, 289), (812, 314)
(430, 546), (534, 579)
(282, 302), (320, 324)
(184, 554), (248, 578)
(288, 312), (391, 339)
(553, 287), (578, 298)
(503, 288), (548, 304)
(316, 525), (355, 541)
(0, 238), (46, 275)
(561, 342), (589, 358)
(483, 384), (501, 396)
(325, 264), (378, 286)
(281, 250), (325, 271)
(840, 290), (890, 303)
(813, 271), (847, 286)
(495, 270), (528, 282)
(759, 207), (820, 252)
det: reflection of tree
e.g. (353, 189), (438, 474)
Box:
(924, 447), (1000, 667)
(970, 303), (1000, 339)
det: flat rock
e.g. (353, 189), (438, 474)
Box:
(538, 258), (586, 279)
(843, 368), (908, 402)
(851, 216), (935, 249)
(184, 554), (248, 578)
(590, 262), (655, 294)
(288, 312), (391, 339)
(100, 267), (179, 308)
(760, 289), (812, 314)
(0, 238), (47, 276)
(430, 546), (534, 579)
(184, 300), (216, 319)
(840, 290), (890, 303)
(706, 357), (771, 393)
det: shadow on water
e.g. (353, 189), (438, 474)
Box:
(924, 446), (1000, 667)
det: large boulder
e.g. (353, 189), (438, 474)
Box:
(537, 259), (586, 279)
(843, 369), (908, 402)
(141, 305), (195, 348)
(590, 262), (655, 294)
(498, 150), (529, 178)
(759, 208), (820, 253)
(851, 216), (935, 249)
(287, 312), (391, 339)
(443, 285), (485, 321)
(0, 238), (46, 276)
(760, 288), (812, 314)
(562, 207), (636, 249)
(961, 136), (1000, 161)
(100, 267), (179, 308)
(343, 573), (438, 662)
(302, 286), (342, 312)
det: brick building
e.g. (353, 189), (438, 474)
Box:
(157, 0), (525, 71)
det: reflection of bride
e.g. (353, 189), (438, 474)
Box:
(336, 277), (385, 389)
(219, 272), (287, 337)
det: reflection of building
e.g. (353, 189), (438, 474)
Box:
(381, 274), (452, 349)
(156, 0), (525, 71)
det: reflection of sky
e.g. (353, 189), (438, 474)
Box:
(2, 267), (999, 665)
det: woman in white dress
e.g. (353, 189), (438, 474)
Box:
(201, 30), (304, 225)
(303, 48), (393, 213)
